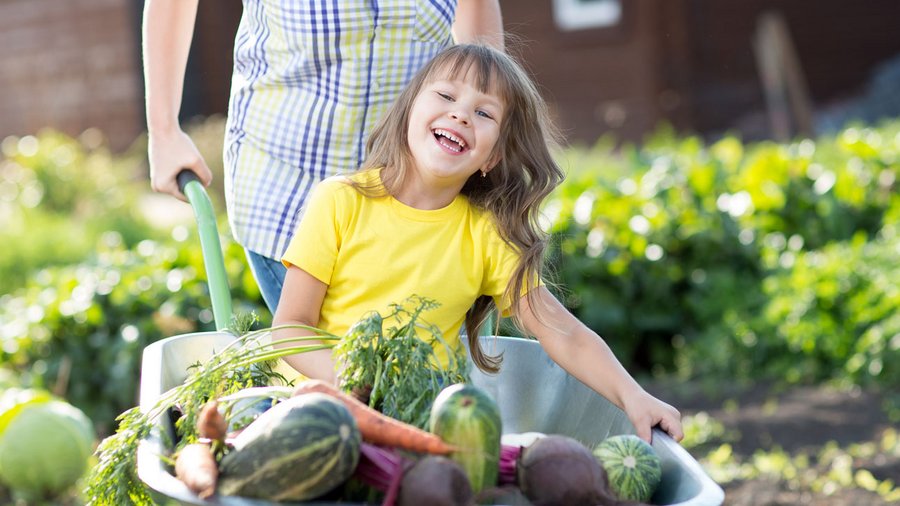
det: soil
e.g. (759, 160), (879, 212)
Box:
(647, 381), (899, 506)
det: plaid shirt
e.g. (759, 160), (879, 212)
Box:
(224, 0), (456, 259)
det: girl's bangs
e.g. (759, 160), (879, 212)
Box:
(427, 48), (513, 104)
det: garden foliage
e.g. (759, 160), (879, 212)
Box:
(1, 118), (898, 437)
(0, 130), (159, 295)
(0, 126), (267, 435)
(545, 122), (900, 388)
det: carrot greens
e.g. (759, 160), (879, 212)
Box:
(84, 297), (466, 504)
(84, 317), (340, 505)
(334, 295), (469, 429)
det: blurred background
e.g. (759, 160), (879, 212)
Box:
(4, 0), (900, 148)
(1, 1), (899, 504)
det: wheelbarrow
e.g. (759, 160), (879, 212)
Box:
(136, 172), (724, 505)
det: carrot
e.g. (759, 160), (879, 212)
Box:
(293, 379), (455, 455)
(196, 400), (228, 442)
(175, 442), (219, 499)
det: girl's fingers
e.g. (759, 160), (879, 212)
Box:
(637, 422), (652, 444)
(626, 396), (684, 444)
(659, 414), (685, 442)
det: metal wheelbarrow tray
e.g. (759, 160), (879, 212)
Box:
(136, 171), (723, 505)
(137, 331), (723, 505)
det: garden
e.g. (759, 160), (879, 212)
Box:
(0, 116), (898, 504)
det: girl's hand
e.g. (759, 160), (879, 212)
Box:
(621, 389), (683, 443)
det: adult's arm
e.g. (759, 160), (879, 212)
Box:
(142, 0), (212, 201)
(271, 266), (338, 384)
(519, 286), (683, 443)
(453, 0), (504, 50)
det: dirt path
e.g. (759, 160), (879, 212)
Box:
(648, 381), (899, 505)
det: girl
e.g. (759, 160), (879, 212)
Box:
(272, 44), (683, 443)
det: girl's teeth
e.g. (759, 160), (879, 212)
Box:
(441, 140), (461, 152)
(435, 129), (466, 148)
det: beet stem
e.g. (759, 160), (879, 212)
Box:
(354, 443), (406, 496)
(499, 444), (522, 486)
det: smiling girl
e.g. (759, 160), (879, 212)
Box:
(271, 44), (683, 442)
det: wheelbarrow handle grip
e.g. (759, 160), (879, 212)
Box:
(176, 168), (234, 331)
(176, 169), (201, 196)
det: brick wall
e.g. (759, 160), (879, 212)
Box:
(0, 0), (143, 151)
(500, 0), (900, 142)
(499, 0), (690, 144)
(6, 0), (895, 152)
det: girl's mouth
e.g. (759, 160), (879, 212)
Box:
(433, 128), (467, 153)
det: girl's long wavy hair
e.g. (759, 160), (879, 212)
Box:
(354, 44), (564, 373)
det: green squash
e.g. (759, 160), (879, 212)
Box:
(218, 392), (360, 501)
(429, 383), (502, 492)
(593, 434), (662, 502)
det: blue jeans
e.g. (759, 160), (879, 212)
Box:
(245, 250), (287, 315)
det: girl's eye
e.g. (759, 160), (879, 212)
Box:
(477, 110), (495, 120)
(437, 92), (454, 101)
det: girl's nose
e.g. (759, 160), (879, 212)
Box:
(449, 111), (470, 125)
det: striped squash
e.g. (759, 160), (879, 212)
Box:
(428, 383), (502, 492)
(592, 434), (662, 502)
(217, 393), (360, 501)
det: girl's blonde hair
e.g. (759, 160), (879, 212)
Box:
(357, 44), (564, 373)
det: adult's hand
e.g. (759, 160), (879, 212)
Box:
(148, 128), (212, 202)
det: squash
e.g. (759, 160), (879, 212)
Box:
(593, 434), (662, 502)
(428, 383), (502, 492)
(217, 392), (360, 501)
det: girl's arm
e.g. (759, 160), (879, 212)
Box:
(453, 0), (504, 50)
(519, 286), (683, 443)
(271, 266), (337, 384)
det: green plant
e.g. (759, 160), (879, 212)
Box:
(683, 225), (900, 386)
(85, 324), (336, 506)
(334, 296), (469, 429)
(0, 130), (159, 295)
(0, 231), (268, 434)
(545, 120), (900, 387)
(697, 427), (900, 503)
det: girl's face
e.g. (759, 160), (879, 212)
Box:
(406, 72), (504, 189)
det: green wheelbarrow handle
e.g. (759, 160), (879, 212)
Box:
(177, 169), (233, 331)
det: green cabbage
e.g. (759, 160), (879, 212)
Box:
(0, 390), (95, 498)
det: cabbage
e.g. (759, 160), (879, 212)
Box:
(0, 390), (95, 498)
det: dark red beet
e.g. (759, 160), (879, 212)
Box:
(398, 456), (474, 506)
(518, 435), (616, 506)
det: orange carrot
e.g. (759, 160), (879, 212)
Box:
(293, 379), (455, 455)
(175, 442), (219, 499)
(196, 400), (227, 442)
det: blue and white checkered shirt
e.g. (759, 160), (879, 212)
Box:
(224, 0), (457, 259)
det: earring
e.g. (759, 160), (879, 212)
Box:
(481, 170), (487, 178)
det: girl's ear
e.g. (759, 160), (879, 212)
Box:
(483, 153), (503, 173)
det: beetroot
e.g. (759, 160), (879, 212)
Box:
(518, 435), (617, 506)
(398, 456), (474, 506)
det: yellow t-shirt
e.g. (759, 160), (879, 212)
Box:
(282, 170), (533, 366)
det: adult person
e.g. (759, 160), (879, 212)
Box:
(142, 0), (503, 312)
